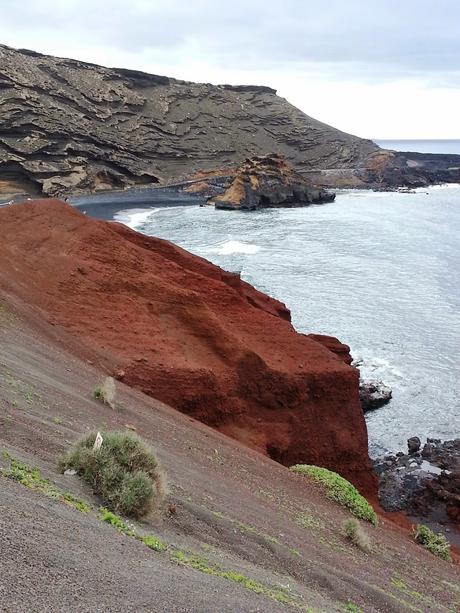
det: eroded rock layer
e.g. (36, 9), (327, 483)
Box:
(213, 154), (335, 209)
(0, 199), (376, 493)
(0, 44), (378, 196)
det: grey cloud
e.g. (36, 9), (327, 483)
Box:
(1, 0), (459, 83)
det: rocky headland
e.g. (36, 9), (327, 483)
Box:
(1, 44), (459, 200)
(212, 154), (335, 210)
(0, 199), (376, 494)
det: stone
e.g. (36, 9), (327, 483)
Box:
(407, 436), (421, 454)
(359, 380), (392, 412)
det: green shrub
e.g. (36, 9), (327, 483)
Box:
(413, 524), (451, 561)
(290, 464), (377, 525)
(59, 430), (165, 518)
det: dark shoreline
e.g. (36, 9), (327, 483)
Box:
(70, 186), (205, 221)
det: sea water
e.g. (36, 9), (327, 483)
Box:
(122, 185), (460, 457)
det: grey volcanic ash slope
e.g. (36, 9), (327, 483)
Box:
(0, 44), (378, 196)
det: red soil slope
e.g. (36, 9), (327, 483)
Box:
(0, 200), (376, 493)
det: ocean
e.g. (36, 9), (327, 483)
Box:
(375, 139), (460, 155)
(117, 184), (460, 457)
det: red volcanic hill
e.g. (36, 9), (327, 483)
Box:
(0, 200), (375, 493)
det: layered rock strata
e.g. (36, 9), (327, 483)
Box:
(0, 44), (378, 197)
(213, 154), (335, 210)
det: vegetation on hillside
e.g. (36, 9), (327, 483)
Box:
(58, 430), (165, 517)
(290, 464), (378, 525)
(413, 524), (451, 561)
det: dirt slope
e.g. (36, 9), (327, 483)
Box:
(0, 199), (375, 493)
(0, 296), (458, 613)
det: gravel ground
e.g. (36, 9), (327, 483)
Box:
(0, 295), (459, 613)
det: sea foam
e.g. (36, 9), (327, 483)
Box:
(213, 240), (261, 255)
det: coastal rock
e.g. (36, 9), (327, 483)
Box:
(213, 154), (335, 210)
(0, 199), (377, 494)
(407, 436), (421, 454)
(359, 380), (392, 413)
(376, 438), (460, 526)
(307, 149), (460, 190)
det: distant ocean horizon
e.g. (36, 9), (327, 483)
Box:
(375, 139), (460, 155)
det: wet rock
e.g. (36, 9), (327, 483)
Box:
(407, 436), (421, 454)
(359, 380), (392, 412)
(375, 438), (460, 528)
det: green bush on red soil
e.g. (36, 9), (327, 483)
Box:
(58, 430), (165, 518)
(290, 464), (378, 525)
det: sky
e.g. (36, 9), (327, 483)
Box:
(1, 0), (459, 139)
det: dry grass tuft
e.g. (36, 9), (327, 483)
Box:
(94, 376), (116, 409)
(343, 518), (372, 552)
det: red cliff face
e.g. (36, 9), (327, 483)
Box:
(0, 200), (376, 493)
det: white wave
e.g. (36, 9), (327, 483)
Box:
(421, 183), (460, 191)
(114, 208), (157, 229)
(353, 353), (404, 381)
(211, 240), (261, 255)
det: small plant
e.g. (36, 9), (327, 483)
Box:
(413, 524), (451, 561)
(141, 534), (168, 552)
(99, 507), (134, 535)
(343, 518), (372, 552)
(1, 455), (90, 513)
(58, 430), (166, 518)
(93, 377), (116, 408)
(344, 603), (363, 613)
(171, 551), (299, 606)
(290, 464), (378, 525)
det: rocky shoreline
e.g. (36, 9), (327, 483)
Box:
(376, 438), (460, 537)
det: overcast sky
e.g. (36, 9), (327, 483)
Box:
(1, 0), (459, 139)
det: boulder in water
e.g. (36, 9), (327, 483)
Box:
(359, 380), (392, 412)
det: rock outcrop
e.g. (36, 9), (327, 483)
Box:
(0, 199), (377, 494)
(359, 380), (392, 413)
(306, 149), (460, 189)
(213, 154), (335, 210)
(376, 438), (460, 526)
(0, 44), (380, 198)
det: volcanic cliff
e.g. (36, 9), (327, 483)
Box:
(0, 199), (376, 493)
(0, 43), (380, 197)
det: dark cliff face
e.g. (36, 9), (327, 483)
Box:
(0, 44), (379, 197)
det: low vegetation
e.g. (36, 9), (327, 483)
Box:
(99, 507), (168, 551)
(171, 551), (311, 609)
(1, 451), (90, 513)
(342, 518), (372, 552)
(413, 524), (451, 561)
(93, 376), (116, 408)
(290, 464), (378, 525)
(58, 430), (165, 517)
